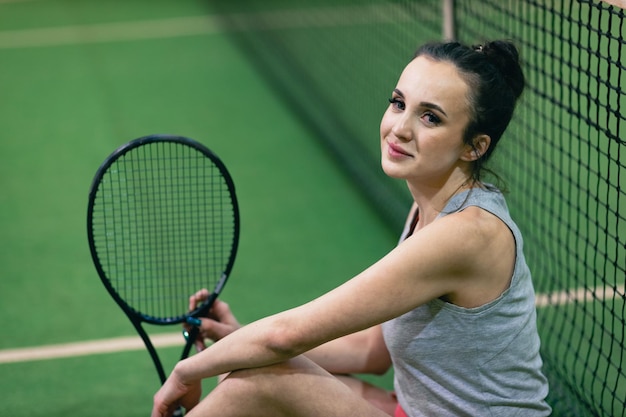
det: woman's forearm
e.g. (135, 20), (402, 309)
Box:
(174, 262), (404, 383)
(174, 309), (314, 383)
(305, 326), (391, 375)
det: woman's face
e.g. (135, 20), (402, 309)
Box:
(380, 55), (474, 186)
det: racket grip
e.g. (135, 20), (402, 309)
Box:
(181, 326), (200, 359)
(172, 407), (184, 416)
(186, 317), (202, 327)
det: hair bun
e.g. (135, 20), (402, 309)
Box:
(476, 40), (525, 99)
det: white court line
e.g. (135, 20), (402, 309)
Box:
(1, 285), (623, 364)
(0, 332), (184, 364)
(602, 0), (626, 9)
(0, 4), (410, 49)
(0, 16), (222, 49)
(534, 284), (625, 307)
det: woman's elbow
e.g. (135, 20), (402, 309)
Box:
(364, 339), (393, 375)
(367, 356), (392, 375)
(263, 319), (311, 359)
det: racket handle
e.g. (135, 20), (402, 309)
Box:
(181, 326), (200, 359)
(186, 317), (202, 327)
(173, 406), (184, 416)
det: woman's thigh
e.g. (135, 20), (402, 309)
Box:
(335, 374), (397, 416)
(186, 356), (395, 417)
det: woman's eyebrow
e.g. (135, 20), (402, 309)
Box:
(420, 102), (448, 117)
(393, 89), (448, 117)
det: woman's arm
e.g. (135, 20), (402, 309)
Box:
(305, 325), (391, 376)
(153, 208), (508, 414)
(175, 209), (491, 381)
(188, 292), (390, 375)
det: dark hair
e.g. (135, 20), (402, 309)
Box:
(414, 40), (525, 185)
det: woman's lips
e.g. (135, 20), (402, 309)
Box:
(387, 142), (412, 157)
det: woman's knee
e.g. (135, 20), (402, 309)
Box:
(185, 368), (282, 417)
(187, 358), (391, 417)
(210, 359), (315, 402)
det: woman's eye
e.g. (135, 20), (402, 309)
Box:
(388, 97), (405, 111)
(422, 112), (441, 125)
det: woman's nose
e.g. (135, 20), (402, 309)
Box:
(391, 114), (412, 142)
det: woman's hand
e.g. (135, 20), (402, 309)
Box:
(151, 365), (201, 417)
(185, 289), (241, 352)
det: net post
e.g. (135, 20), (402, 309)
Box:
(442, 0), (456, 40)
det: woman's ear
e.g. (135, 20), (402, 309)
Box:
(462, 134), (491, 161)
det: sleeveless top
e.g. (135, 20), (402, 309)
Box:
(381, 187), (551, 416)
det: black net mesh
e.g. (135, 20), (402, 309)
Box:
(208, 1), (626, 415)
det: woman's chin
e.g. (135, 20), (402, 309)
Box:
(381, 161), (405, 179)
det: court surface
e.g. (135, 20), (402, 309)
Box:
(0, 1), (396, 415)
(2, 1), (622, 416)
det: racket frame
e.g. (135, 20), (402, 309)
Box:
(87, 134), (240, 384)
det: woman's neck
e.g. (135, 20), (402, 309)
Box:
(407, 176), (475, 230)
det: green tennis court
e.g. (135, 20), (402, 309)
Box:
(0, 1), (396, 415)
(1, 1), (624, 416)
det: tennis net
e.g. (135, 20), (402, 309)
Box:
(208, 1), (625, 415)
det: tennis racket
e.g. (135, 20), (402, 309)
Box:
(87, 134), (240, 415)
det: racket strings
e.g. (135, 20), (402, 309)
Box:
(91, 141), (237, 321)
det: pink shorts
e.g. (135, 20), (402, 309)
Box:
(394, 404), (409, 417)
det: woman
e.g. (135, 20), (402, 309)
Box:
(151, 40), (552, 417)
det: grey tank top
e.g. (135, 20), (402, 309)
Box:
(381, 187), (551, 416)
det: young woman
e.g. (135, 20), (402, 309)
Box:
(151, 40), (552, 417)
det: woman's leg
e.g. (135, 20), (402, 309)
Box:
(335, 375), (397, 416)
(186, 356), (395, 417)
